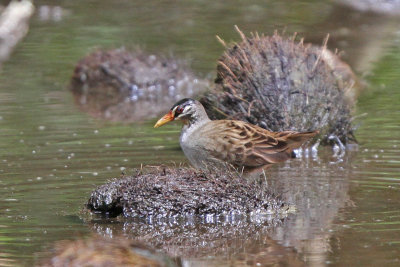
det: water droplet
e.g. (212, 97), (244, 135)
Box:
(148, 55), (156, 61)
(130, 85), (138, 92)
(168, 85), (175, 96)
(130, 95), (138, 102)
(138, 89), (144, 97)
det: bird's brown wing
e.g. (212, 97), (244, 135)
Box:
(202, 120), (318, 167)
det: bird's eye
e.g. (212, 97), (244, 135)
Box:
(176, 106), (184, 114)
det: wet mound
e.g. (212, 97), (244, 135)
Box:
(200, 28), (357, 145)
(40, 236), (179, 267)
(70, 48), (208, 122)
(86, 168), (287, 218)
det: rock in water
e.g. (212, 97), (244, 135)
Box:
(200, 28), (357, 145)
(70, 48), (208, 122)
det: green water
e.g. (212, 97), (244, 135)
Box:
(0, 0), (400, 266)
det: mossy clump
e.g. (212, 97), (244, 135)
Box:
(200, 28), (357, 145)
(86, 167), (287, 219)
(70, 48), (208, 122)
(39, 236), (179, 267)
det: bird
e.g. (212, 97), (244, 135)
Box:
(154, 98), (319, 170)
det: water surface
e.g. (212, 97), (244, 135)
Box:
(0, 0), (400, 266)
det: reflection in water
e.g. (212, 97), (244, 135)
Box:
(0, 252), (15, 267)
(90, 217), (305, 266)
(266, 148), (353, 266)
(307, 3), (400, 75)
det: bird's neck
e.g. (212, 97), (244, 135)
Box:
(182, 105), (211, 132)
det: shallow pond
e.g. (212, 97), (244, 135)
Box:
(0, 0), (399, 266)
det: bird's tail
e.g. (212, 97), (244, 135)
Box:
(284, 130), (319, 150)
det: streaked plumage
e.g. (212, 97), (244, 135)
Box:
(155, 98), (318, 170)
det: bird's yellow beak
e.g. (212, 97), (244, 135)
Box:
(154, 111), (174, 128)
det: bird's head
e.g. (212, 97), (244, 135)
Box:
(154, 98), (198, 128)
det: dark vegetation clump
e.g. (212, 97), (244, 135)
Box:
(70, 48), (208, 122)
(200, 28), (358, 145)
(86, 167), (287, 219)
(39, 236), (180, 267)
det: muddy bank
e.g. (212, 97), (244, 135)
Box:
(39, 236), (180, 267)
(86, 167), (288, 219)
(200, 29), (357, 146)
(70, 48), (209, 122)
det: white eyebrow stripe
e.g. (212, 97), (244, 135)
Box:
(172, 106), (178, 115)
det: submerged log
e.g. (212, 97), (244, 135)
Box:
(70, 48), (209, 122)
(337, 0), (400, 15)
(200, 28), (358, 146)
(0, 0), (34, 64)
(86, 167), (288, 219)
(40, 236), (180, 267)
